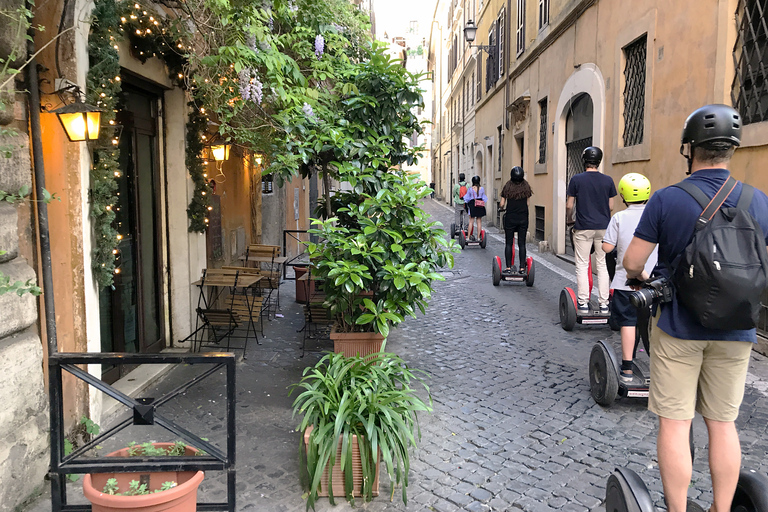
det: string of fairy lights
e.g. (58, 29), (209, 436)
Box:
(87, 0), (213, 286)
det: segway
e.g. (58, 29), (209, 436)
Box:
(459, 229), (486, 249)
(606, 453), (768, 512)
(589, 305), (651, 406)
(492, 235), (534, 287)
(559, 259), (610, 330)
(450, 207), (468, 239)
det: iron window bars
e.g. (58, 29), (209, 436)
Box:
(622, 34), (647, 147)
(732, 0), (768, 125)
(538, 98), (547, 164)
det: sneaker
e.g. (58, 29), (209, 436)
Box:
(620, 371), (634, 384)
(577, 302), (589, 313)
(599, 304), (610, 315)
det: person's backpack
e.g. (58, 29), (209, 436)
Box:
(671, 177), (768, 330)
(459, 183), (468, 199)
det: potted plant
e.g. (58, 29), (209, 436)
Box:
(267, 45), (457, 356)
(82, 441), (205, 512)
(290, 351), (432, 508)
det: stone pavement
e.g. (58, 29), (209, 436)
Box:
(22, 199), (768, 512)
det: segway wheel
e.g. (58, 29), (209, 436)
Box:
(492, 256), (501, 286)
(732, 470), (768, 512)
(459, 230), (466, 249)
(450, 223), (456, 239)
(526, 258), (535, 287)
(480, 230), (487, 248)
(559, 288), (577, 331)
(606, 468), (655, 512)
(590, 342), (619, 406)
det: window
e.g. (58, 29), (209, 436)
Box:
(471, 72), (475, 105)
(538, 0), (549, 30)
(535, 206), (545, 241)
(538, 98), (547, 163)
(516, 0), (526, 55)
(732, 0), (768, 125)
(498, 9), (506, 77)
(497, 125), (503, 175)
(622, 34), (647, 147)
(486, 21), (498, 91)
(477, 59), (482, 100)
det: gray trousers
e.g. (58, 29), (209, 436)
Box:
(454, 204), (466, 230)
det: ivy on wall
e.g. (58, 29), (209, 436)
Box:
(87, 0), (123, 286)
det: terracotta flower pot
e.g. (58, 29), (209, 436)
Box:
(82, 443), (204, 512)
(303, 425), (379, 498)
(329, 326), (384, 358)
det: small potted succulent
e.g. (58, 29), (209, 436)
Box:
(82, 441), (205, 512)
(290, 351), (432, 508)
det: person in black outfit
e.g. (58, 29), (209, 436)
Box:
(499, 166), (533, 272)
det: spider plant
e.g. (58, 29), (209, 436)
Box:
(290, 351), (432, 510)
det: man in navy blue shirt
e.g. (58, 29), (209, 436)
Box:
(624, 104), (768, 512)
(566, 146), (617, 314)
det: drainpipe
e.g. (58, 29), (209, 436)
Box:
(27, 3), (57, 357)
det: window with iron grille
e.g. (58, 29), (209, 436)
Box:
(498, 8), (506, 77)
(535, 205), (545, 241)
(486, 21), (497, 91)
(538, 98), (547, 163)
(516, 0), (525, 55)
(622, 34), (647, 147)
(732, 0), (768, 125)
(538, 0), (549, 30)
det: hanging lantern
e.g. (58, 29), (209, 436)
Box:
(50, 100), (103, 142)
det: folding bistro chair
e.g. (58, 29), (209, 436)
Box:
(222, 266), (266, 337)
(193, 268), (259, 357)
(297, 272), (332, 357)
(242, 244), (282, 318)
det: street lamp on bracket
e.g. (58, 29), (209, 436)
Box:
(463, 20), (494, 54)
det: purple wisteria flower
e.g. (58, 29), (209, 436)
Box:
(239, 69), (263, 105)
(314, 34), (325, 60)
(302, 102), (316, 121)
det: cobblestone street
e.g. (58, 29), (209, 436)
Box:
(25, 200), (768, 512)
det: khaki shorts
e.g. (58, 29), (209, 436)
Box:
(648, 312), (753, 422)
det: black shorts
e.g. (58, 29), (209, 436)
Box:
(611, 290), (638, 327)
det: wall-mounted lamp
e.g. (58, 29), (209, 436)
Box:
(210, 143), (230, 161)
(46, 80), (103, 142)
(463, 20), (495, 54)
(254, 153), (264, 166)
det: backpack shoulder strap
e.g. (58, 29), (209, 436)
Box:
(673, 177), (738, 226)
(737, 183), (755, 211)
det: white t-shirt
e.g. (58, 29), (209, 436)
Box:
(603, 204), (658, 291)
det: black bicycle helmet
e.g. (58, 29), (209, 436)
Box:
(458, 173), (465, 182)
(582, 146), (603, 167)
(681, 104), (741, 150)
(471, 175), (480, 186)
(510, 166), (524, 183)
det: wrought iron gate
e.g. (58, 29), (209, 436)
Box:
(564, 136), (592, 254)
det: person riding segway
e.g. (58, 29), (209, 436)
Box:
(451, 173), (469, 239)
(492, 166), (535, 286)
(459, 175), (488, 249)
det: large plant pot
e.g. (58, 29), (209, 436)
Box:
(82, 443), (204, 512)
(330, 326), (384, 358)
(303, 426), (380, 498)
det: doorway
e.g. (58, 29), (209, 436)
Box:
(99, 82), (165, 383)
(564, 93), (593, 256)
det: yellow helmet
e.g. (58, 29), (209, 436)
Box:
(618, 173), (651, 203)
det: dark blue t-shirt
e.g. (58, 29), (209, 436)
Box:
(634, 168), (768, 342)
(567, 171), (617, 230)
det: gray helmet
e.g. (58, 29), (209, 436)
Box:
(510, 166), (524, 183)
(582, 146), (603, 167)
(681, 104), (741, 150)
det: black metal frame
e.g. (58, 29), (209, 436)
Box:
(538, 98), (547, 164)
(282, 229), (310, 280)
(49, 352), (236, 512)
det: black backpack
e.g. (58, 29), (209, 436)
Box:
(671, 177), (768, 330)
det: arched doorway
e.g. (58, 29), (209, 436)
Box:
(564, 93), (593, 256)
(552, 64), (606, 255)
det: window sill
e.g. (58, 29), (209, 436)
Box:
(612, 143), (650, 164)
(534, 162), (547, 175)
(741, 121), (768, 148)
